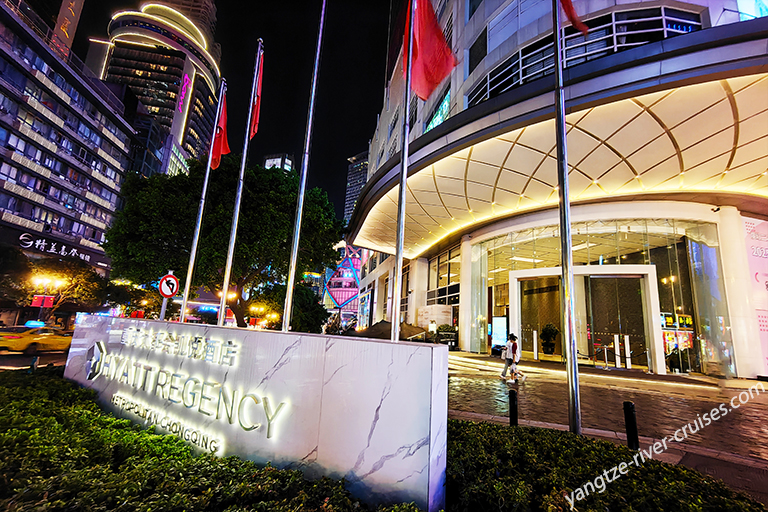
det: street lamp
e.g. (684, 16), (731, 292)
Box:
(30, 275), (67, 323)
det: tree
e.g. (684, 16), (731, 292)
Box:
(253, 283), (330, 334)
(105, 282), (175, 319)
(105, 154), (343, 328)
(0, 243), (31, 304)
(26, 258), (106, 322)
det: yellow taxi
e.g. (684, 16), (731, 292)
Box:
(0, 326), (73, 354)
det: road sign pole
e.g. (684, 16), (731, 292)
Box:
(158, 270), (176, 321)
(159, 297), (168, 321)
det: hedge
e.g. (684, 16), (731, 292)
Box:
(0, 367), (418, 512)
(446, 420), (766, 511)
(1, 367), (764, 511)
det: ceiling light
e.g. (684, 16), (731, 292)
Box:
(571, 242), (597, 251)
(510, 256), (544, 263)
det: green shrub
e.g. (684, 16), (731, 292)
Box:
(1, 368), (763, 511)
(0, 367), (418, 511)
(446, 419), (765, 511)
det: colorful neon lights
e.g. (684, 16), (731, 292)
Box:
(178, 73), (191, 113)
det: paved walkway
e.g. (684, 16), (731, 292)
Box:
(448, 353), (768, 506)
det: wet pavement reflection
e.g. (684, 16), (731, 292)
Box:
(448, 373), (768, 461)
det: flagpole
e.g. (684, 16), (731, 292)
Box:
(218, 40), (263, 326)
(551, 0), (582, 434)
(282, 0), (327, 332)
(388, 0), (416, 342)
(180, 78), (226, 323)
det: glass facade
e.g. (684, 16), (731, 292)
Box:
(427, 245), (461, 328)
(471, 219), (734, 376)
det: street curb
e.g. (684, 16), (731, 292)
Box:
(448, 409), (768, 471)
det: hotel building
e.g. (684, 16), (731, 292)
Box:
(348, 0), (768, 378)
(0, 0), (133, 274)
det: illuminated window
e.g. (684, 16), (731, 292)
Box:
(425, 90), (450, 133)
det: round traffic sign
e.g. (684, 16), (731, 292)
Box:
(159, 273), (179, 298)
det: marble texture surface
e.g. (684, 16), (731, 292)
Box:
(64, 316), (447, 511)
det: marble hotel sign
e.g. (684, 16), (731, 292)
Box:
(64, 316), (447, 511)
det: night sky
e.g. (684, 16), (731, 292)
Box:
(72, 0), (392, 220)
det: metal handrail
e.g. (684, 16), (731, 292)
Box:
(468, 6), (702, 109)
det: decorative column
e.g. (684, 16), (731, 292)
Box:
(408, 258), (429, 326)
(458, 235), (473, 351)
(718, 206), (764, 378)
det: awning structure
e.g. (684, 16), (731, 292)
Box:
(350, 22), (768, 259)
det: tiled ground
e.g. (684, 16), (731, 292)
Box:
(448, 373), (768, 461)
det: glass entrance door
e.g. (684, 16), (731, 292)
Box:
(586, 276), (648, 368)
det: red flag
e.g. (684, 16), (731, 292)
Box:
(211, 92), (230, 170)
(561, 0), (589, 36)
(403, 0), (457, 101)
(249, 52), (264, 139)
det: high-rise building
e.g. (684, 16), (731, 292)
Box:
(343, 151), (367, 224)
(0, 0), (134, 275)
(104, 82), (168, 178)
(86, 3), (221, 170)
(152, 0), (221, 64)
(350, 0), (768, 379)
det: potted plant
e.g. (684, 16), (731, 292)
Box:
(540, 323), (559, 354)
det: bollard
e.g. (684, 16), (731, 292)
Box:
(623, 401), (639, 450)
(509, 389), (518, 427)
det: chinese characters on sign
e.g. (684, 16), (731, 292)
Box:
(119, 326), (238, 366)
(19, 233), (91, 262)
(53, 0), (84, 49)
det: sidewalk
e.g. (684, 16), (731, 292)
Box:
(451, 351), (765, 389)
(449, 409), (768, 506)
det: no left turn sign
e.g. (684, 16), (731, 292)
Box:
(159, 273), (179, 298)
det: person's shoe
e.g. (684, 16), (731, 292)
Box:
(520, 374), (527, 382)
(499, 373), (506, 379)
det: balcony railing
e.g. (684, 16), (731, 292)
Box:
(0, 0), (125, 113)
(468, 6), (702, 108)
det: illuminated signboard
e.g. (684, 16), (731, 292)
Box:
(178, 73), (191, 113)
(662, 312), (677, 329)
(65, 316), (447, 511)
(676, 314), (693, 330)
(54, 0), (84, 50)
(2, 226), (110, 269)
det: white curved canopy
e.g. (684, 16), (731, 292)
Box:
(354, 74), (768, 258)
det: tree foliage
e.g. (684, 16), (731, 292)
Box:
(254, 283), (330, 334)
(104, 154), (343, 328)
(0, 243), (31, 304)
(105, 283), (176, 320)
(25, 258), (106, 321)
